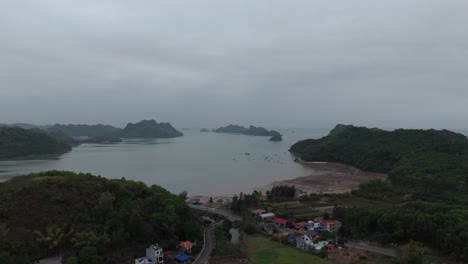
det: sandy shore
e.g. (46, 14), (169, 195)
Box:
(265, 161), (387, 194)
(189, 161), (388, 202)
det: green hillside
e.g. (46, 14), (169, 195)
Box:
(0, 127), (71, 159)
(0, 171), (202, 263)
(290, 125), (468, 258)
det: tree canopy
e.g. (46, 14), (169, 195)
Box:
(0, 127), (71, 159)
(0, 171), (202, 263)
(290, 125), (468, 259)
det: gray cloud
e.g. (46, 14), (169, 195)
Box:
(1, 0), (468, 129)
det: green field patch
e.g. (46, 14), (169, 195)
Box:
(242, 235), (333, 264)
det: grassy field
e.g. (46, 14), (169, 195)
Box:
(241, 235), (333, 264)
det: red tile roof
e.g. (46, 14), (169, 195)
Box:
(180, 241), (193, 248)
(272, 218), (288, 225)
(321, 220), (336, 225)
(293, 222), (307, 229)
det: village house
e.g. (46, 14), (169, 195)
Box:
(251, 209), (267, 216)
(297, 230), (331, 251)
(293, 221), (307, 230)
(306, 218), (342, 233)
(272, 217), (288, 228)
(179, 241), (194, 254)
(259, 212), (275, 220)
(135, 244), (164, 264)
(321, 219), (342, 232)
(297, 230), (318, 250)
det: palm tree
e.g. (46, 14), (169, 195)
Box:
(34, 226), (65, 252)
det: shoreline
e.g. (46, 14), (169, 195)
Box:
(265, 161), (387, 194)
(190, 161), (388, 202)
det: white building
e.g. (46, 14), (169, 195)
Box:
(135, 244), (164, 264)
(259, 212), (275, 220)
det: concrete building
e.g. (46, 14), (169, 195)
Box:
(135, 244), (164, 264)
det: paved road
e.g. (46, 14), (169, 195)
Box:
(193, 222), (220, 264)
(190, 205), (242, 263)
(188, 205), (243, 221)
(346, 242), (402, 258)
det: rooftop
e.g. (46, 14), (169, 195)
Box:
(272, 217), (288, 225)
(175, 253), (191, 262)
(260, 212), (275, 218)
(135, 257), (154, 264)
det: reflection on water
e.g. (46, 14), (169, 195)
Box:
(230, 228), (240, 244)
(0, 128), (327, 195)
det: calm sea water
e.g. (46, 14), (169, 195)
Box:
(0, 128), (327, 196)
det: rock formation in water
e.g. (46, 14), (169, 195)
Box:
(119, 119), (183, 138)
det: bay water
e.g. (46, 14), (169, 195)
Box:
(0, 128), (327, 195)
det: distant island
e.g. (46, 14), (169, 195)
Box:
(200, 128), (210, 132)
(268, 134), (283, 141)
(0, 123), (51, 130)
(0, 119), (183, 158)
(119, 119), (183, 138)
(0, 126), (71, 159)
(0, 171), (202, 263)
(214, 124), (281, 138)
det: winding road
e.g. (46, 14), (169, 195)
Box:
(193, 222), (220, 264)
(346, 242), (402, 258)
(188, 204), (243, 221)
(190, 205), (243, 264)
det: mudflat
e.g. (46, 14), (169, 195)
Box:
(268, 161), (387, 194)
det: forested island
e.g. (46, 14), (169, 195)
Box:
(48, 120), (183, 139)
(119, 119), (183, 138)
(0, 171), (202, 263)
(0, 119), (183, 158)
(0, 127), (71, 159)
(268, 134), (283, 141)
(214, 124), (281, 138)
(290, 124), (468, 258)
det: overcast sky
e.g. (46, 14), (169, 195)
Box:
(1, 0), (467, 130)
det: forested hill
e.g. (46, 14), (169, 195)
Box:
(119, 119), (183, 138)
(290, 125), (468, 258)
(290, 125), (468, 200)
(47, 124), (120, 137)
(0, 171), (202, 263)
(0, 127), (71, 159)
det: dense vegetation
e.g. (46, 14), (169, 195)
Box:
(230, 185), (297, 212)
(290, 125), (468, 258)
(0, 127), (71, 159)
(0, 123), (51, 130)
(119, 120), (183, 138)
(47, 124), (120, 137)
(0, 171), (202, 263)
(214, 124), (281, 137)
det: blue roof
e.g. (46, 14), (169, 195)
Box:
(315, 227), (324, 232)
(175, 254), (191, 262)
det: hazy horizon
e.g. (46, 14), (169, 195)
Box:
(1, 1), (468, 130)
